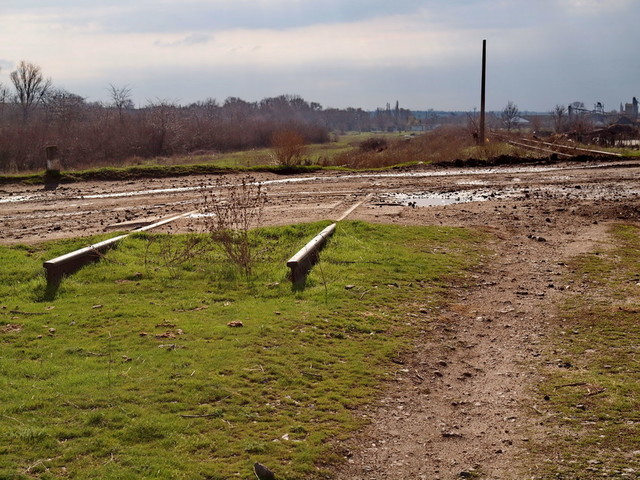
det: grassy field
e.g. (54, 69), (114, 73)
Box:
(531, 224), (640, 479)
(0, 221), (484, 479)
(2, 130), (636, 185)
(133, 132), (411, 169)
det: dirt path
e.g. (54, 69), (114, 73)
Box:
(1, 161), (639, 478)
(332, 196), (616, 479)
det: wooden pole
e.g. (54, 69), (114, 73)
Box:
(479, 40), (486, 146)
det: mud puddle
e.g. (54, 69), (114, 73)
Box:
(0, 163), (612, 205)
(385, 182), (640, 208)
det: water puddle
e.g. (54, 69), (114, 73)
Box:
(391, 192), (481, 207)
(0, 195), (34, 204)
(387, 188), (523, 207)
(384, 183), (640, 208)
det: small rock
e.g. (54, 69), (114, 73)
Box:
(227, 321), (244, 328)
(345, 285), (355, 290)
(254, 462), (276, 480)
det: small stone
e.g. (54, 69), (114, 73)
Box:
(345, 285), (355, 290)
(227, 321), (244, 327)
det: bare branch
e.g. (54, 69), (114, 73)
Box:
(10, 60), (52, 121)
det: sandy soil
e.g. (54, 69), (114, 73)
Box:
(2, 160), (639, 479)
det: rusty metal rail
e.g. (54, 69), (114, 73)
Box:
(492, 133), (622, 158)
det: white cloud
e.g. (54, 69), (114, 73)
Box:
(556, 0), (633, 14)
(0, 1), (638, 109)
(0, 10), (473, 80)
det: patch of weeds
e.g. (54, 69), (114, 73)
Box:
(528, 224), (640, 479)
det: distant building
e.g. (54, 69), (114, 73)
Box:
(513, 116), (530, 127)
(623, 97), (639, 120)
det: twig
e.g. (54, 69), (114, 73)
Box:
(530, 405), (545, 415)
(554, 382), (587, 390)
(179, 413), (223, 418)
(2, 414), (24, 425)
(318, 259), (329, 305)
(586, 388), (606, 397)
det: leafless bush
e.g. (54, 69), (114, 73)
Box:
(270, 129), (307, 166)
(359, 137), (389, 152)
(200, 176), (267, 279)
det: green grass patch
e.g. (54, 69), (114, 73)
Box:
(530, 224), (640, 479)
(0, 221), (485, 479)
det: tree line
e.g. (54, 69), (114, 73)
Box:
(0, 61), (412, 173)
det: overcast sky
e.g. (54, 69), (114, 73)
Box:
(0, 0), (637, 111)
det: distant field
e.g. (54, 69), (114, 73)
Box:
(136, 132), (411, 169)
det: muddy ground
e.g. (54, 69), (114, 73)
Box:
(1, 159), (639, 479)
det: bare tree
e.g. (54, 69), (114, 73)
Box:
(501, 100), (519, 132)
(108, 83), (133, 122)
(144, 98), (178, 156)
(45, 88), (86, 133)
(10, 60), (52, 121)
(0, 68), (9, 120)
(552, 104), (567, 133)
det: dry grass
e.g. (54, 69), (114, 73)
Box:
(321, 127), (473, 168)
(321, 127), (545, 169)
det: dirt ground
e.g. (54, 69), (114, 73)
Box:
(2, 159), (640, 479)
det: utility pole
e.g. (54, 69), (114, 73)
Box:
(479, 39), (486, 146)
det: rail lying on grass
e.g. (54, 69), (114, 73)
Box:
(43, 211), (196, 283)
(287, 223), (336, 287)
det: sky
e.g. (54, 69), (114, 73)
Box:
(0, 0), (638, 111)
